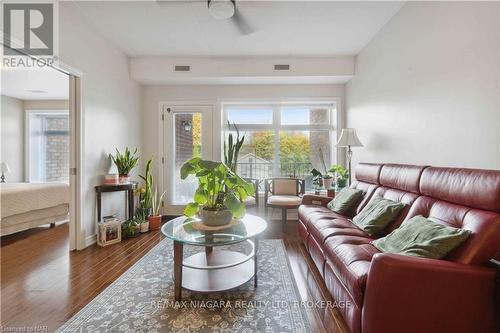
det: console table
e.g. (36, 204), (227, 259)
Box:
(95, 182), (138, 222)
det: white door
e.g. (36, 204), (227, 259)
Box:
(161, 104), (213, 215)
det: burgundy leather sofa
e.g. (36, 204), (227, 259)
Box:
(298, 163), (500, 333)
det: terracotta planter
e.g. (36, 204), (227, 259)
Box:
(199, 208), (232, 226)
(119, 174), (130, 184)
(140, 221), (149, 233)
(148, 215), (162, 230)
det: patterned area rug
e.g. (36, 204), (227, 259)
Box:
(57, 239), (312, 333)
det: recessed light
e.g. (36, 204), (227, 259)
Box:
(27, 90), (48, 94)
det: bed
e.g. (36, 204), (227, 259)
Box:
(1, 182), (70, 236)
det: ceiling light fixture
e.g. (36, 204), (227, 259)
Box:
(27, 89), (48, 94)
(208, 0), (235, 20)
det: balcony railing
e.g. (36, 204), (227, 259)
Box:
(236, 162), (312, 180)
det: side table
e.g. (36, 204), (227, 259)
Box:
(95, 182), (138, 222)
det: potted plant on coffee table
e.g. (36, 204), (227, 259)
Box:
(180, 157), (255, 226)
(110, 147), (140, 184)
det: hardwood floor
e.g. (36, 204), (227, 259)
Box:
(1, 218), (349, 333)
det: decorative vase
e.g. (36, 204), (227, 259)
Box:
(199, 208), (233, 226)
(140, 221), (149, 233)
(119, 174), (130, 184)
(148, 215), (162, 230)
(323, 177), (333, 189)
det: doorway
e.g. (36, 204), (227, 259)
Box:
(0, 63), (82, 251)
(160, 104), (213, 215)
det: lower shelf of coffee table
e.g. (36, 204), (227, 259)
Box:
(181, 250), (255, 292)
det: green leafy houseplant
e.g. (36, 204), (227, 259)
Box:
(329, 164), (349, 189)
(122, 218), (140, 238)
(138, 158), (153, 214)
(224, 122), (245, 173)
(181, 157), (254, 225)
(110, 147), (139, 183)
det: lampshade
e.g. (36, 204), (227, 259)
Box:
(0, 162), (11, 173)
(336, 128), (363, 147)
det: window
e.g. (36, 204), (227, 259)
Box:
(27, 111), (69, 183)
(223, 102), (337, 190)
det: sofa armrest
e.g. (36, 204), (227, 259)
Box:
(362, 253), (497, 333)
(301, 194), (332, 207)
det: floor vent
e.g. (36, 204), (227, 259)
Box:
(174, 65), (191, 72)
(274, 64), (290, 71)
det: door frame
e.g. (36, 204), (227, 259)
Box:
(3, 48), (85, 251)
(158, 101), (214, 216)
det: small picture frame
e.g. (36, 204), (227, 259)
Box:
(97, 218), (122, 247)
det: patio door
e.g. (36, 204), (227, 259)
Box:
(161, 104), (213, 215)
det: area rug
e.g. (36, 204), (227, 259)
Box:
(57, 239), (312, 333)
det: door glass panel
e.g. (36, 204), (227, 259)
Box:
(173, 113), (202, 204)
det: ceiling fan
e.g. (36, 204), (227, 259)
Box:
(157, 0), (254, 36)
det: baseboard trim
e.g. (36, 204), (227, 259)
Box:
(84, 234), (97, 247)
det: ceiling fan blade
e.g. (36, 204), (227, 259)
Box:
(231, 8), (254, 35)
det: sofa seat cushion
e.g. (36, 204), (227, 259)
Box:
(324, 241), (380, 306)
(267, 195), (302, 206)
(298, 205), (348, 226)
(309, 218), (372, 244)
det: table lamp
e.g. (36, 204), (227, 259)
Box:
(335, 128), (363, 185)
(1, 162), (11, 183)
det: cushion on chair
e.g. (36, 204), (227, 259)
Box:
(267, 195), (302, 206)
(273, 179), (298, 195)
(244, 196), (256, 206)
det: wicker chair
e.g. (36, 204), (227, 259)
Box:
(264, 178), (305, 232)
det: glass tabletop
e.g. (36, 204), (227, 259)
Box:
(161, 214), (268, 246)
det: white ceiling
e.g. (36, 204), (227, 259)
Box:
(1, 68), (69, 100)
(71, 1), (404, 57)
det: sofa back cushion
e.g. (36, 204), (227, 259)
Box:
(364, 164), (427, 232)
(420, 167), (500, 213)
(380, 164), (427, 194)
(350, 163), (382, 215)
(404, 167), (500, 265)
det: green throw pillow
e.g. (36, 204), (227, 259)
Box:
(327, 188), (363, 215)
(372, 215), (471, 259)
(352, 197), (405, 235)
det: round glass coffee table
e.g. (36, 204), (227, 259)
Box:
(161, 214), (267, 300)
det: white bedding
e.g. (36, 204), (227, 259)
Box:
(1, 182), (70, 219)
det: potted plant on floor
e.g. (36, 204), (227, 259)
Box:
(136, 209), (149, 233)
(330, 164), (349, 191)
(136, 158), (154, 232)
(181, 158), (254, 226)
(122, 218), (140, 238)
(110, 147), (140, 184)
(148, 188), (166, 230)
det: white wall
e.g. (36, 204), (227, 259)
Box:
(1, 95), (24, 181)
(346, 2), (500, 169)
(59, 3), (142, 248)
(142, 84), (345, 186)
